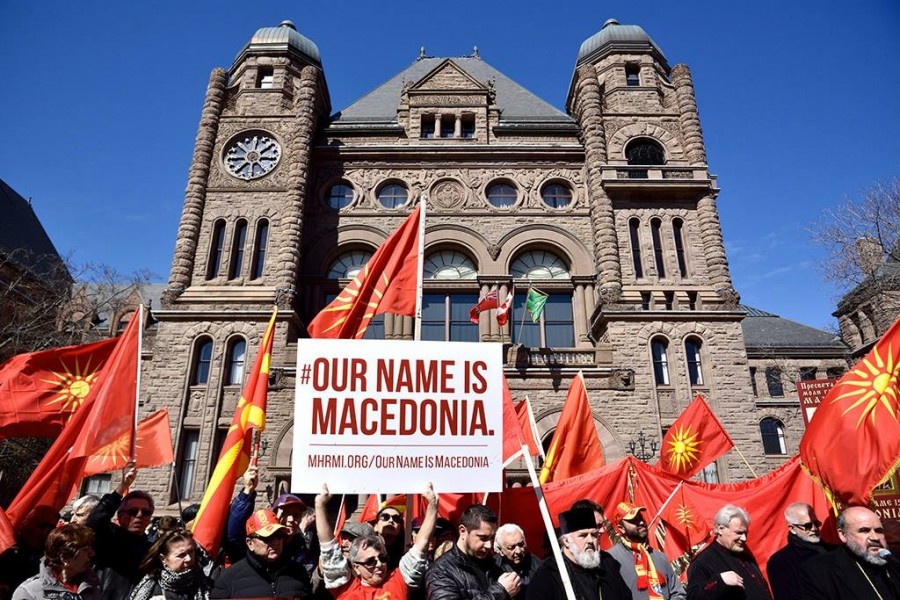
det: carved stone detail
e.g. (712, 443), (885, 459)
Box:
(430, 179), (466, 210)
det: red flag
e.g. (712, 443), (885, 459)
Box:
(800, 316), (900, 505)
(657, 395), (734, 478)
(82, 408), (174, 476)
(539, 371), (604, 483)
(658, 483), (712, 558)
(333, 496), (347, 541)
(515, 399), (542, 458)
(192, 309), (277, 556)
(308, 206), (421, 339)
(469, 290), (499, 324)
(5, 308), (143, 527)
(501, 376), (527, 465)
(496, 289), (513, 327)
(0, 508), (14, 553)
(0, 338), (118, 438)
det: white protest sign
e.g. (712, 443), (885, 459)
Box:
(292, 339), (504, 493)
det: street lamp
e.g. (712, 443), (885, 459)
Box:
(628, 430), (658, 462)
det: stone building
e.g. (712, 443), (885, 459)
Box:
(136, 19), (849, 503)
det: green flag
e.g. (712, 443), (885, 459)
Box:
(525, 288), (548, 322)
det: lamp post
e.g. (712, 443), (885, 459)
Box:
(628, 430), (659, 462)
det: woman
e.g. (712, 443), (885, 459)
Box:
(13, 524), (100, 600)
(129, 529), (211, 600)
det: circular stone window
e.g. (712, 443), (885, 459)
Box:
(326, 182), (354, 210)
(377, 183), (409, 208)
(486, 181), (518, 208)
(541, 182), (573, 209)
(223, 132), (282, 180)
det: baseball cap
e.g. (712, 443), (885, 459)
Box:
(272, 493), (306, 511)
(341, 521), (375, 539)
(614, 502), (647, 522)
(246, 508), (289, 537)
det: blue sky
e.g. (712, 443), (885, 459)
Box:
(1, 1), (898, 331)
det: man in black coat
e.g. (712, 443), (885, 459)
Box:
(528, 506), (631, 600)
(800, 506), (900, 599)
(211, 508), (312, 599)
(426, 504), (521, 600)
(766, 502), (831, 600)
(494, 523), (542, 599)
(686, 504), (771, 600)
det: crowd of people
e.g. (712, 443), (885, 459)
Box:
(0, 463), (898, 600)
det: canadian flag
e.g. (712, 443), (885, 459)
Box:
(497, 289), (514, 326)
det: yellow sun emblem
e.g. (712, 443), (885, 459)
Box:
(830, 338), (900, 427)
(42, 355), (103, 414)
(318, 265), (388, 338)
(674, 503), (697, 527)
(665, 424), (702, 474)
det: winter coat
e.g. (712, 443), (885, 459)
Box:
(800, 545), (900, 600)
(210, 550), (312, 599)
(425, 544), (508, 600)
(12, 559), (101, 600)
(528, 550), (632, 600)
(765, 534), (831, 600)
(686, 542), (772, 600)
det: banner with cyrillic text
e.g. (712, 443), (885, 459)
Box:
(292, 339), (504, 493)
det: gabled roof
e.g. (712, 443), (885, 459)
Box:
(740, 304), (847, 350)
(0, 178), (70, 281)
(331, 56), (574, 125)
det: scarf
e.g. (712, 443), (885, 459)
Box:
(130, 568), (209, 600)
(621, 539), (665, 600)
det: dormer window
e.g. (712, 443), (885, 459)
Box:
(257, 67), (274, 89)
(440, 115), (455, 138)
(625, 64), (640, 87)
(421, 115), (436, 139)
(461, 114), (475, 139)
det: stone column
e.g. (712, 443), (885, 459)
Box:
(672, 64), (707, 166)
(165, 68), (228, 302)
(571, 65), (621, 304)
(573, 284), (587, 345)
(499, 282), (510, 342)
(454, 115), (462, 138)
(275, 66), (323, 304)
(478, 283), (493, 341)
(698, 194), (736, 299)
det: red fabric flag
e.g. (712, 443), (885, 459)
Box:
(800, 316), (900, 505)
(469, 290), (499, 324)
(657, 395), (734, 478)
(308, 205), (421, 339)
(82, 408), (175, 476)
(333, 496), (347, 541)
(657, 483), (712, 561)
(496, 289), (513, 327)
(0, 338), (118, 438)
(192, 309), (277, 556)
(539, 371), (604, 483)
(4, 308), (143, 527)
(0, 508), (14, 553)
(514, 399), (542, 458)
(501, 376), (527, 465)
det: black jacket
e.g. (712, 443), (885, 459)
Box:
(527, 551), (632, 600)
(85, 491), (151, 600)
(686, 542), (772, 600)
(766, 534), (831, 600)
(494, 553), (542, 600)
(426, 544), (508, 600)
(800, 546), (900, 600)
(210, 550), (312, 599)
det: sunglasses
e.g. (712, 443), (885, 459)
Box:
(790, 520), (821, 531)
(379, 513), (403, 524)
(354, 553), (388, 568)
(123, 507), (152, 518)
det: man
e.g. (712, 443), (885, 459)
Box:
(274, 493), (320, 575)
(607, 502), (685, 600)
(686, 504), (771, 600)
(85, 463), (154, 600)
(70, 495), (99, 525)
(211, 508), (313, 598)
(373, 505), (406, 568)
(800, 506), (900, 599)
(766, 502), (830, 600)
(316, 482), (439, 599)
(494, 523), (542, 599)
(529, 506), (631, 600)
(572, 498), (620, 546)
(412, 516), (455, 560)
(426, 504), (521, 600)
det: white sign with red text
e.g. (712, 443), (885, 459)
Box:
(292, 339), (504, 493)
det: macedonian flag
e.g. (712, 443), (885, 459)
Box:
(307, 204), (421, 339)
(800, 316), (900, 505)
(658, 395), (734, 478)
(0, 337), (119, 438)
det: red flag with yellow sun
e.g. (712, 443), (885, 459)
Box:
(658, 395), (734, 478)
(0, 338), (119, 438)
(800, 316), (900, 505)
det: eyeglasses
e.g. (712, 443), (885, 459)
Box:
(379, 513), (403, 524)
(790, 520), (821, 531)
(354, 553), (388, 568)
(123, 507), (152, 517)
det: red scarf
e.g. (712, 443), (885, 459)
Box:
(621, 539), (665, 600)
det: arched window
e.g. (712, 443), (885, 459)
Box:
(486, 181), (518, 208)
(377, 183), (408, 208)
(760, 417), (787, 455)
(509, 250), (573, 347)
(651, 337), (670, 385)
(328, 250), (373, 279)
(224, 337), (247, 386)
(228, 219), (248, 279)
(541, 183), (573, 209)
(207, 220), (227, 279)
(765, 367), (784, 397)
(625, 139), (665, 165)
(424, 251), (477, 280)
(250, 219), (269, 280)
(510, 250), (570, 280)
(672, 218), (688, 277)
(629, 218), (643, 278)
(685, 337), (704, 386)
(650, 218), (666, 278)
(326, 182), (354, 210)
(422, 251), (478, 342)
(190, 337), (214, 386)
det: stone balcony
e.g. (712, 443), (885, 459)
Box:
(601, 165), (717, 199)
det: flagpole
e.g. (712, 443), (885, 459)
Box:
(732, 445), (758, 478)
(648, 479), (684, 528)
(413, 194), (426, 342)
(130, 304), (144, 461)
(521, 445), (577, 600)
(516, 284), (528, 342)
(524, 396), (545, 460)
